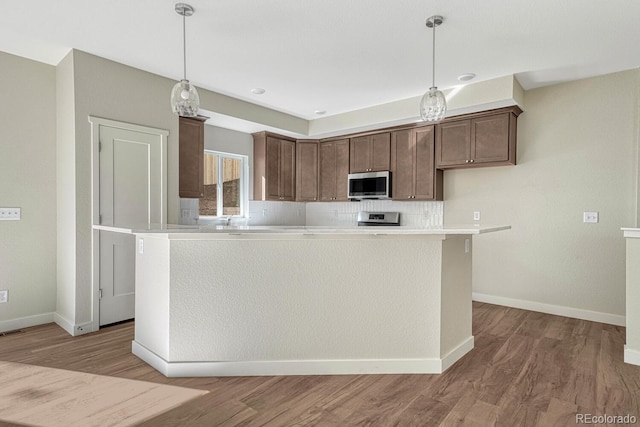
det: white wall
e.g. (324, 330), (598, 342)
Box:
(0, 52), (57, 331)
(444, 69), (640, 324)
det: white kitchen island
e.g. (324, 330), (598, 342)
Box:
(124, 225), (509, 377)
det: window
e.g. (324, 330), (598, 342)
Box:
(199, 151), (248, 217)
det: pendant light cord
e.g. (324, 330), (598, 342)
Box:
(431, 21), (436, 89)
(182, 13), (187, 80)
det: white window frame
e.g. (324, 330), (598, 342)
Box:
(200, 150), (249, 219)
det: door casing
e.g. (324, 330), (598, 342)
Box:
(90, 116), (168, 332)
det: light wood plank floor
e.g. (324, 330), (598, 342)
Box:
(1, 302), (639, 426)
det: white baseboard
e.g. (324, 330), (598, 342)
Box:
(472, 293), (625, 326)
(441, 336), (474, 372)
(53, 314), (98, 336)
(625, 346), (640, 366)
(0, 312), (54, 333)
(132, 339), (473, 378)
(53, 313), (74, 335)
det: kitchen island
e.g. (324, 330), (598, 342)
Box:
(114, 225), (509, 377)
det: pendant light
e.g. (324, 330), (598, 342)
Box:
(170, 3), (200, 117)
(420, 15), (447, 122)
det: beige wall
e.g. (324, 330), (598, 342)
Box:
(444, 69), (640, 322)
(57, 50), (180, 330)
(58, 50), (307, 331)
(2, 47), (639, 333)
(0, 52), (57, 330)
(55, 51), (77, 326)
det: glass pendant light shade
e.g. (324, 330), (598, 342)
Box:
(171, 3), (199, 117)
(171, 79), (200, 117)
(420, 87), (447, 122)
(421, 15), (446, 122)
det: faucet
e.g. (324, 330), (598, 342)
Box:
(225, 216), (232, 226)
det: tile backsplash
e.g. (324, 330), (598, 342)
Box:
(180, 199), (443, 228)
(305, 200), (443, 228)
(179, 198), (199, 225)
(247, 201), (306, 226)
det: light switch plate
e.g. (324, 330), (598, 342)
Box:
(0, 208), (21, 220)
(0, 290), (7, 303)
(583, 211), (599, 223)
(473, 211), (481, 221)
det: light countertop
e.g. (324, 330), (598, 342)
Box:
(622, 227), (640, 238)
(94, 223), (511, 238)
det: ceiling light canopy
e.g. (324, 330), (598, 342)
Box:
(458, 73), (476, 82)
(170, 3), (200, 117)
(419, 15), (447, 122)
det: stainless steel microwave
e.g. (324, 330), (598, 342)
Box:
(348, 171), (391, 199)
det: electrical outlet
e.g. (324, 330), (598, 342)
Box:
(0, 208), (21, 220)
(583, 211), (599, 223)
(473, 211), (481, 221)
(0, 290), (8, 303)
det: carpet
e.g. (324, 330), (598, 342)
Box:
(0, 361), (208, 426)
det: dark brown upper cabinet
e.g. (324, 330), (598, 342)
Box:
(178, 116), (207, 198)
(391, 126), (443, 201)
(436, 106), (522, 169)
(349, 132), (391, 173)
(253, 132), (296, 201)
(296, 140), (319, 202)
(319, 139), (350, 201)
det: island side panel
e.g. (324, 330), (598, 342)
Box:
(440, 235), (473, 363)
(626, 237), (640, 365)
(167, 235), (444, 364)
(134, 235), (171, 360)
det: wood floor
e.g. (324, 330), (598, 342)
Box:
(1, 302), (639, 426)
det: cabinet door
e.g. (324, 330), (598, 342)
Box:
(370, 133), (391, 171)
(296, 141), (318, 201)
(390, 129), (414, 200)
(265, 137), (281, 200)
(279, 139), (296, 201)
(334, 140), (350, 201)
(319, 142), (337, 201)
(414, 126), (438, 200)
(436, 120), (471, 167)
(472, 113), (510, 164)
(349, 136), (371, 173)
(178, 116), (205, 198)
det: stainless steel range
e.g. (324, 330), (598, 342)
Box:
(357, 211), (401, 226)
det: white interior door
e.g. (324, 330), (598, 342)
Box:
(97, 122), (167, 326)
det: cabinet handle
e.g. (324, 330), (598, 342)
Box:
(465, 160), (470, 163)
(470, 159), (475, 163)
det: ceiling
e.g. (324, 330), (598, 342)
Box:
(2, 0), (640, 121)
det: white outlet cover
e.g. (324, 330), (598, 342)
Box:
(583, 211), (599, 223)
(473, 211), (481, 221)
(0, 290), (7, 303)
(0, 208), (21, 220)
